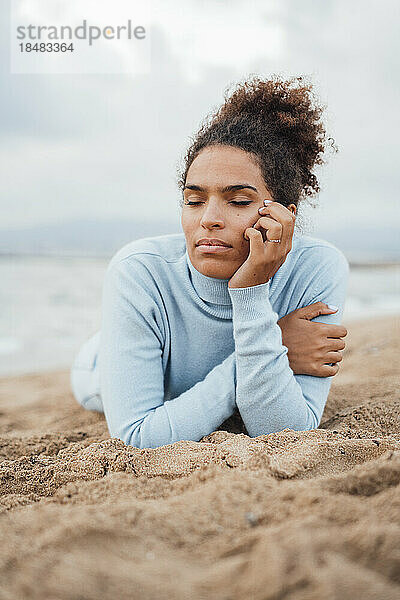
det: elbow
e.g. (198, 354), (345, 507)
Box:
(124, 426), (155, 450)
(291, 408), (320, 432)
(123, 427), (145, 449)
(110, 421), (148, 450)
(250, 410), (319, 438)
(110, 409), (171, 450)
(118, 422), (162, 450)
(285, 400), (320, 432)
(242, 397), (322, 439)
(290, 420), (319, 433)
(288, 404), (320, 432)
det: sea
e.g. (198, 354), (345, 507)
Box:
(1, 255), (399, 376)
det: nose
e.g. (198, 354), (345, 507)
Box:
(199, 199), (225, 228)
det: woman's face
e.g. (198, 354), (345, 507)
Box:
(181, 144), (296, 279)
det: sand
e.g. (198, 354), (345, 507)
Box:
(0, 315), (399, 600)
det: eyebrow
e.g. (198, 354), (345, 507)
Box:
(183, 184), (258, 193)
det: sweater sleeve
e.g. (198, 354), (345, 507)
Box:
(98, 257), (237, 449)
(227, 247), (350, 437)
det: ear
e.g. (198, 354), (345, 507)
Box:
(288, 203), (297, 216)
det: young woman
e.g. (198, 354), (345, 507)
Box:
(70, 75), (349, 449)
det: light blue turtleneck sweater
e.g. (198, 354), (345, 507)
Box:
(70, 232), (349, 449)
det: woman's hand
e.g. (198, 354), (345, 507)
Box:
(228, 201), (295, 289)
(277, 302), (348, 377)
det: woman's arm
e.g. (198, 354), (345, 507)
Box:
(228, 246), (349, 437)
(98, 257), (237, 450)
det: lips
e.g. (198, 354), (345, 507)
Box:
(196, 238), (232, 247)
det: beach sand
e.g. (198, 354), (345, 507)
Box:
(0, 315), (399, 599)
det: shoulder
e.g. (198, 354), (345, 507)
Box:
(102, 234), (186, 323)
(108, 232), (186, 269)
(290, 232), (349, 276)
(102, 233), (187, 303)
(271, 232), (349, 304)
(105, 232), (186, 284)
(280, 233), (349, 308)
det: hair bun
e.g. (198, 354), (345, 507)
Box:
(178, 73), (337, 212)
(214, 74), (332, 178)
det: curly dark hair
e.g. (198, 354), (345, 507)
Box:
(176, 74), (337, 216)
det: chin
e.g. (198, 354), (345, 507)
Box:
(195, 258), (235, 279)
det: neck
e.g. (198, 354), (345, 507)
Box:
(185, 249), (232, 305)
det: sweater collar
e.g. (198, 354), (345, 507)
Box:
(185, 249), (232, 305)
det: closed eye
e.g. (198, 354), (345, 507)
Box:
(184, 201), (252, 206)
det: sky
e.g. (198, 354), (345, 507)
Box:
(1, 0), (399, 239)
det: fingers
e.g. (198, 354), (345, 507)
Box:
(244, 202), (295, 275)
(257, 202), (295, 247)
(325, 351), (343, 363)
(314, 322), (347, 338)
(252, 216), (283, 242)
(244, 226), (265, 250)
(296, 301), (339, 321)
(292, 315), (347, 341)
(311, 361), (341, 377)
(328, 338), (346, 351)
(319, 363), (340, 377)
(289, 302), (346, 332)
(325, 324), (348, 338)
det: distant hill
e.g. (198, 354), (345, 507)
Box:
(0, 218), (181, 257)
(311, 224), (400, 263)
(0, 218), (398, 263)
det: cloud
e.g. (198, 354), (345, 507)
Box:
(0, 0), (398, 232)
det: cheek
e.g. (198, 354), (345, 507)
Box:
(181, 211), (194, 232)
(233, 214), (256, 239)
